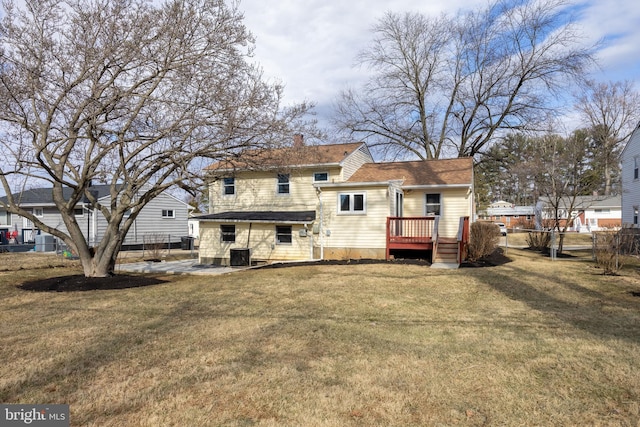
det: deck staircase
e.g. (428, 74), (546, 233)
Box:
(431, 237), (460, 269)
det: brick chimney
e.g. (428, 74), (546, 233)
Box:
(293, 133), (304, 147)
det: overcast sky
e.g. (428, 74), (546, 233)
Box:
(239, 0), (640, 131)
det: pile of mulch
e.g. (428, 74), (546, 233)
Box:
(18, 274), (168, 292)
(460, 248), (512, 268)
(257, 258), (431, 269)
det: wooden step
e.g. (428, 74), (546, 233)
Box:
(433, 240), (459, 264)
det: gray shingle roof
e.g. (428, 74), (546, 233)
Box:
(197, 210), (316, 223)
(0, 185), (114, 205)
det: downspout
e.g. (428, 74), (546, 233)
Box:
(316, 187), (324, 260)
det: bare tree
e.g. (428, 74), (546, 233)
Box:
(575, 80), (640, 195)
(334, 0), (595, 159)
(0, 0), (314, 277)
(528, 131), (597, 253)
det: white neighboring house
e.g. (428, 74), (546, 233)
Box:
(538, 195), (621, 233)
(0, 185), (191, 249)
(621, 121), (640, 227)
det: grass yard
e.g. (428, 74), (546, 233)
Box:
(1, 250), (640, 426)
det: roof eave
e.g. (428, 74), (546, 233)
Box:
(314, 181), (394, 188)
(401, 183), (472, 190)
(197, 218), (312, 224)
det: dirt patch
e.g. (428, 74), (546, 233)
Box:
(461, 248), (512, 268)
(18, 274), (168, 292)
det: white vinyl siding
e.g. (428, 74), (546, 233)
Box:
(622, 127), (640, 226)
(209, 168), (341, 214)
(341, 145), (374, 180)
(199, 222), (310, 262)
(320, 186), (388, 249)
(403, 188), (472, 238)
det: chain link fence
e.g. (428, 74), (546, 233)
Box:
(502, 228), (640, 272)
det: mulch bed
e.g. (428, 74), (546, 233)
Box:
(17, 249), (512, 292)
(460, 248), (512, 268)
(18, 274), (168, 292)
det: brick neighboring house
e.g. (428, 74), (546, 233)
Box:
(197, 138), (475, 267)
(483, 201), (535, 230)
(481, 195), (621, 233)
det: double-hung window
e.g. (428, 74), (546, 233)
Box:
(34, 208), (44, 218)
(276, 225), (292, 244)
(338, 193), (365, 214)
(425, 194), (441, 216)
(223, 177), (235, 196)
(220, 225), (236, 243)
(277, 174), (290, 194)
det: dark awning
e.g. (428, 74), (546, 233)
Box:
(196, 210), (316, 223)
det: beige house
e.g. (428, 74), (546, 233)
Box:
(197, 139), (474, 266)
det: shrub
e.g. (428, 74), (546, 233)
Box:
(468, 221), (500, 261)
(526, 231), (551, 251)
(593, 228), (640, 275)
(143, 233), (167, 260)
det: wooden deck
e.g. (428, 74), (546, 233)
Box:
(386, 216), (470, 264)
(386, 217), (437, 259)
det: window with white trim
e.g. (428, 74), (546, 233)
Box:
(313, 172), (329, 182)
(223, 177), (235, 195)
(635, 157), (639, 180)
(634, 206), (638, 226)
(425, 194), (441, 216)
(338, 193), (366, 214)
(220, 224), (236, 242)
(74, 208), (84, 217)
(277, 174), (290, 194)
(276, 225), (292, 244)
(162, 209), (175, 218)
(34, 208), (43, 217)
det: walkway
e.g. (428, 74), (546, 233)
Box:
(116, 259), (252, 275)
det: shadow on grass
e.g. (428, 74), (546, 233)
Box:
(18, 274), (168, 292)
(478, 263), (640, 344)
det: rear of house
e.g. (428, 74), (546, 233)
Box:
(198, 140), (474, 266)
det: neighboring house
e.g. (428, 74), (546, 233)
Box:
(197, 138), (474, 266)
(0, 185), (190, 249)
(538, 195), (621, 233)
(483, 201), (535, 229)
(188, 213), (201, 248)
(621, 122), (640, 227)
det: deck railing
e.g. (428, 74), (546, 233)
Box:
(457, 216), (470, 264)
(387, 216), (437, 243)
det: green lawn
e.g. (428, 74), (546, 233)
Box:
(1, 250), (639, 426)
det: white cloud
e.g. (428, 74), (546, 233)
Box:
(239, 0), (640, 128)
